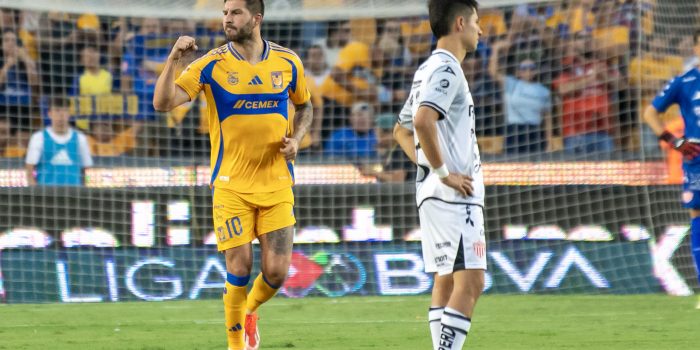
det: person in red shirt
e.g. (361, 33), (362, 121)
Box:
(553, 31), (617, 154)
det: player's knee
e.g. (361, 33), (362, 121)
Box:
(225, 256), (253, 277)
(227, 265), (253, 278)
(261, 269), (288, 287)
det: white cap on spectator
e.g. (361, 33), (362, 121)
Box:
(351, 101), (372, 114)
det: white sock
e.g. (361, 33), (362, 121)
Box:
(438, 307), (471, 349)
(428, 307), (445, 350)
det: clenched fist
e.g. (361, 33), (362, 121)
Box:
(170, 36), (198, 60)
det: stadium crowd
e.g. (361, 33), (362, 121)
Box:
(0, 0), (696, 182)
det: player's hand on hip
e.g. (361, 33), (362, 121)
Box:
(675, 138), (700, 160)
(280, 137), (299, 162)
(660, 132), (700, 160)
(440, 173), (474, 197)
(170, 36), (198, 60)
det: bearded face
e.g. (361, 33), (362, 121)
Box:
(225, 16), (255, 43)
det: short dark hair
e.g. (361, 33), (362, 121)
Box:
(694, 29), (700, 45)
(428, 0), (478, 39)
(50, 96), (70, 109)
(224, 0), (264, 16)
(327, 20), (349, 37)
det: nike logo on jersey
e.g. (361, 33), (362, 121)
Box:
(683, 76), (697, 83)
(248, 75), (263, 85)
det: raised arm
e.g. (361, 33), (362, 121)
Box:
(153, 36), (198, 112)
(488, 40), (509, 85)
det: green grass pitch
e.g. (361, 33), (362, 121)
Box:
(0, 295), (696, 349)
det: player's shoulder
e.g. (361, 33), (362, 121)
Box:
(675, 67), (700, 84)
(186, 44), (228, 69)
(424, 54), (462, 82)
(29, 130), (44, 143)
(268, 41), (301, 61)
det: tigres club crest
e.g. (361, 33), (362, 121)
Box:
(271, 71), (283, 89)
(227, 72), (239, 85)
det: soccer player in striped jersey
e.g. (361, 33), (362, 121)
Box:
(643, 29), (700, 310)
(394, 0), (484, 348)
(153, 1), (313, 348)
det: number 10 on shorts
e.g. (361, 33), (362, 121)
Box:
(219, 217), (243, 241)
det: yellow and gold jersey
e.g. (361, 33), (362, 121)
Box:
(175, 40), (310, 193)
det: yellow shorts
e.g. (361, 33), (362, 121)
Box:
(212, 187), (295, 251)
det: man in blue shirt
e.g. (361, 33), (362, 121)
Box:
(643, 29), (700, 309)
(325, 101), (378, 160)
(25, 96), (93, 186)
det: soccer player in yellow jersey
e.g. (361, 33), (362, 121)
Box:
(153, 1), (313, 349)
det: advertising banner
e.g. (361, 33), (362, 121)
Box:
(0, 241), (657, 303)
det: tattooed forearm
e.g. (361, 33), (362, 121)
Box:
(292, 100), (313, 143)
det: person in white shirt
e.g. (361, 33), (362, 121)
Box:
(304, 44), (330, 87)
(25, 96), (93, 186)
(394, 1), (484, 349)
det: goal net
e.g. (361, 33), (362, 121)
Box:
(0, 0), (698, 303)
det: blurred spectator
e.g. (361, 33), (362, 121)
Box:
(324, 101), (377, 159)
(592, 0), (630, 60)
(489, 40), (552, 153)
(37, 12), (80, 95)
(18, 10), (40, 60)
(478, 9), (507, 41)
(120, 17), (161, 93)
(359, 113), (414, 182)
(25, 96), (93, 186)
(77, 46), (113, 96)
(566, 0), (595, 35)
(305, 44), (330, 86)
(376, 20), (413, 75)
(375, 19), (411, 112)
(72, 45), (114, 131)
(122, 17), (172, 156)
(461, 55), (502, 137)
(553, 31), (617, 154)
(0, 9), (17, 30)
(536, 26), (564, 85)
(87, 120), (141, 157)
(321, 40), (382, 138)
(614, 0), (654, 53)
(400, 16), (432, 61)
(1, 29), (38, 137)
(315, 20), (351, 68)
(0, 118), (11, 156)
